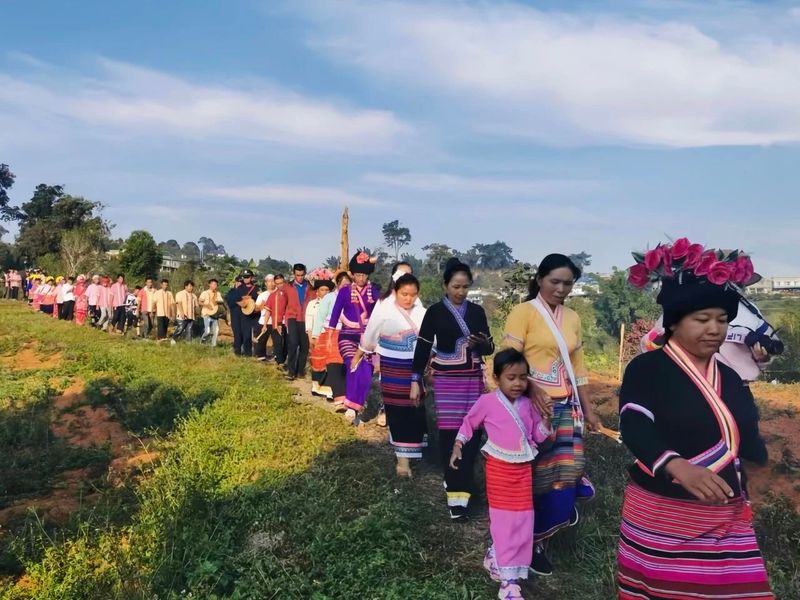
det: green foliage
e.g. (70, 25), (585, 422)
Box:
(0, 163), (15, 219)
(471, 241), (514, 270)
(591, 269), (660, 336)
(119, 231), (163, 280)
(755, 495), (800, 598)
(382, 220), (412, 260)
(4, 184), (110, 265)
(765, 308), (800, 383)
(255, 255), (292, 277)
(418, 275), (443, 307)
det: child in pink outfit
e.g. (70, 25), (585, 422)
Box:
(451, 348), (553, 600)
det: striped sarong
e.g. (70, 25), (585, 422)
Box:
(533, 401), (594, 541)
(432, 370), (484, 430)
(338, 331), (373, 412)
(381, 356), (427, 459)
(485, 456), (533, 581)
(618, 482), (773, 599)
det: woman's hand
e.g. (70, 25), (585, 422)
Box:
(449, 442), (463, 470)
(528, 380), (554, 419)
(409, 381), (421, 407)
(750, 342), (769, 363)
(373, 354), (381, 376)
(350, 350), (364, 373)
(665, 458), (734, 505)
(583, 408), (602, 432)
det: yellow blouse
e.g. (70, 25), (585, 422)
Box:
(502, 301), (588, 398)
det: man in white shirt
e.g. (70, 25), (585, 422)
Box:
(254, 275), (275, 361)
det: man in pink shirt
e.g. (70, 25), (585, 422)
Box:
(109, 274), (128, 333)
(86, 274), (101, 326)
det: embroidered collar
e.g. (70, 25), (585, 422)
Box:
(443, 296), (470, 337)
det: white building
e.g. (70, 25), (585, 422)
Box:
(773, 277), (800, 292)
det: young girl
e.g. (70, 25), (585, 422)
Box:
(450, 348), (553, 600)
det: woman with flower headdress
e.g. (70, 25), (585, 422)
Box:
(74, 275), (89, 325)
(618, 241), (772, 599)
(327, 251), (381, 422)
(638, 239), (783, 386)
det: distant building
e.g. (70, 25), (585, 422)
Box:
(161, 256), (186, 272)
(773, 277), (800, 292)
(745, 276), (800, 294)
(467, 288), (495, 305)
(572, 281), (599, 297)
(747, 277), (774, 295)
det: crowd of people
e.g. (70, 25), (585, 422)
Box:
(3, 241), (782, 599)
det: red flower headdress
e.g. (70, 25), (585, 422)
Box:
(627, 237), (754, 289)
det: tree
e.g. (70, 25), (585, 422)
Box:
(422, 243), (455, 274)
(159, 239), (181, 257)
(120, 231), (163, 279)
(0, 224), (7, 240)
(0, 163), (16, 220)
(5, 185), (110, 264)
(324, 255), (340, 270)
(257, 255), (292, 276)
(473, 241), (514, 270)
(61, 227), (104, 276)
(181, 242), (201, 261)
(591, 269), (660, 336)
(568, 251), (592, 272)
(382, 220), (411, 260)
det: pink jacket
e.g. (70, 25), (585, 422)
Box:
(110, 282), (128, 308)
(456, 391), (553, 463)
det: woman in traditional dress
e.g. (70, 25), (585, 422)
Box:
(327, 251), (381, 423)
(353, 274), (427, 477)
(410, 258), (494, 521)
(618, 245), (772, 599)
(501, 254), (600, 576)
(370, 261), (419, 426)
(305, 278), (335, 396)
(74, 275), (89, 325)
(311, 271), (351, 405)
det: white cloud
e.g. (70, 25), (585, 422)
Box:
(301, 0), (800, 147)
(362, 172), (603, 195)
(199, 184), (381, 207)
(0, 56), (408, 152)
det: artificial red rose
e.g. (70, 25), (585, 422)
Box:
(682, 244), (705, 269)
(644, 247), (663, 271)
(670, 238), (691, 259)
(732, 256), (754, 285)
(707, 261), (734, 285)
(627, 263), (650, 288)
(693, 250), (717, 276)
(662, 250), (673, 276)
(356, 252), (369, 264)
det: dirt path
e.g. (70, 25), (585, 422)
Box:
(0, 377), (157, 527)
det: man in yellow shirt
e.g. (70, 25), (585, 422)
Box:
(173, 280), (199, 343)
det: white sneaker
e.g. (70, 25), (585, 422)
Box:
(344, 409), (356, 423)
(377, 410), (387, 427)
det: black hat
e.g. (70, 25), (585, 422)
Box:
(234, 275), (244, 283)
(658, 272), (739, 330)
(313, 279), (334, 291)
(349, 251), (376, 275)
(240, 269), (254, 278)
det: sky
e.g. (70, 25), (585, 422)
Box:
(2, 0), (800, 275)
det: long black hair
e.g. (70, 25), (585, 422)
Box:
(394, 273), (420, 293)
(381, 261), (413, 300)
(443, 257), (473, 285)
(526, 254), (581, 301)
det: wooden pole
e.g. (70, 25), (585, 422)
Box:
(618, 322), (626, 381)
(340, 207), (349, 272)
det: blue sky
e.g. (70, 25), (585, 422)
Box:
(2, 0), (799, 275)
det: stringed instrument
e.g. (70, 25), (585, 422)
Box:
(238, 296), (256, 315)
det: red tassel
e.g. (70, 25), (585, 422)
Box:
(742, 501), (752, 522)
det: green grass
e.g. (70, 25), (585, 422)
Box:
(1, 300), (799, 599)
